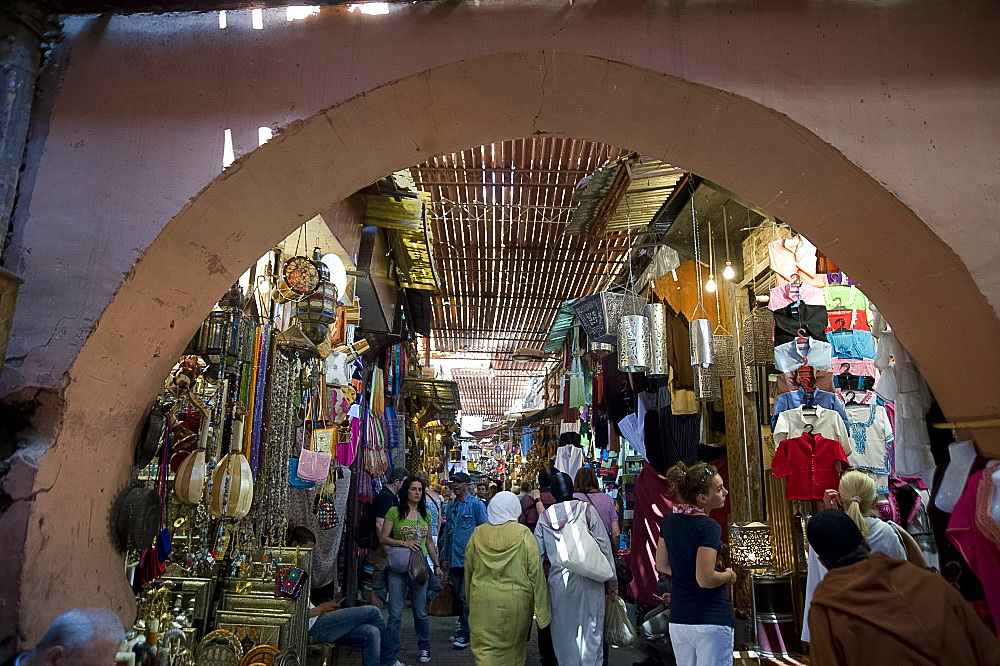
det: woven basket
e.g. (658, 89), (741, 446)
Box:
(743, 307), (775, 366)
(0, 267), (23, 368)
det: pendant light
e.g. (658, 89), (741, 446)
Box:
(705, 212), (717, 293)
(722, 204), (736, 281)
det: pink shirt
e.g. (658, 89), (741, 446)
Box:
(573, 491), (618, 536)
(768, 283), (825, 310)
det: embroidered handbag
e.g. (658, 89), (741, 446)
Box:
(275, 547), (307, 599)
(314, 488), (338, 530)
(297, 448), (332, 483)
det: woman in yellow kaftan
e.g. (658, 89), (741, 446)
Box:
(464, 491), (551, 665)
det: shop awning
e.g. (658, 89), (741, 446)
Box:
(403, 378), (462, 412)
(566, 157), (684, 241)
(514, 404), (563, 427)
(467, 424), (504, 440)
(543, 299), (579, 353)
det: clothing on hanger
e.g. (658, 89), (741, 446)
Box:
(768, 235), (819, 281)
(776, 368), (835, 395)
(772, 432), (849, 501)
(947, 468), (1000, 635)
(826, 309), (872, 333)
(835, 389), (876, 405)
(771, 387), (850, 432)
(843, 403), (894, 475)
(835, 371), (876, 391)
(768, 283), (825, 311)
(554, 444), (584, 479)
(774, 337), (833, 373)
(827, 329), (877, 360)
(824, 285), (871, 317)
(773, 302), (829, 346)
(773, 405), (850, 454)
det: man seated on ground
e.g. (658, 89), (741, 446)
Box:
(3, 607), (124, 666)
(806, 509), (1000, 666)
(289, 528), (398, 666)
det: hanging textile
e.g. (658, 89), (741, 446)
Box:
(628, 463), (674, 607)
(947, 468), (1000, 636)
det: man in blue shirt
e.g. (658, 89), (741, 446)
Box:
(438, 472), (488, 650)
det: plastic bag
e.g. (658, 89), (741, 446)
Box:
(604, 594), (636, 647)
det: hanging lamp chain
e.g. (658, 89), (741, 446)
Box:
(690, 182), (707, 318)
(723, 204), (732, 268)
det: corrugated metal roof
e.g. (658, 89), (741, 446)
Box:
(409, 138), (636, 419)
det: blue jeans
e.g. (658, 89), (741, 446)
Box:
(448, 566), (469, 641)
(668, 623), (734, 666)
(385, 570), (430, 659)
(308, 606), (390, 666)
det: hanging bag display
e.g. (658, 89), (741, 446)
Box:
(288, 458), (316, 489)
(275, 546), (308, 599)
(298, 395), (333, 483)
(313, 469), (339, 530)
(567, 327), (586, 409)
(541, 502), (615, 582)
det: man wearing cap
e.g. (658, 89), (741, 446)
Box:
(438, 472), (488, 650)
(806, 509), (1000, 665)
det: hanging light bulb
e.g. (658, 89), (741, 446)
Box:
(706, 275), (718, 293)
(721, 204), (736, 281)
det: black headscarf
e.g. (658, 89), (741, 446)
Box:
(550, 472), (575, 503)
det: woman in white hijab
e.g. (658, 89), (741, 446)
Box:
(464, 491), (551, 665)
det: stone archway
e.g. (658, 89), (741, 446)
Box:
(5, 50), (999, 646)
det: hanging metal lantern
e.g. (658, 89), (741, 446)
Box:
(293, 281), (338, 344)
(694, 364), (722, 401)
(190, 308), (253, 368)
(644, 303), (670, 377)
(574, 291), (645, 344)
(713, 327), (737, 378)
(617, 314), (651, 373)
(743, 306), (775, 366)
(741, 341), (759, 393)
(689, 318), (714, 368)
(588, 342), (614, 358)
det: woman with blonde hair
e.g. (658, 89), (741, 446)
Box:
(801, 469), (925, 643)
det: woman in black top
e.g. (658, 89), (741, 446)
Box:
(655, 461), (735, 665)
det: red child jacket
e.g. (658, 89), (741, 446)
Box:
(771, 432), (849, 500)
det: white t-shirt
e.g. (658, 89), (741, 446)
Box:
(773, 406), (850, 456)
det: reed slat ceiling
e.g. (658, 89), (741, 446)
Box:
(410, 138), (633, 420)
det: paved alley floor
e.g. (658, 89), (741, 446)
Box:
(333, 613), (643, 665)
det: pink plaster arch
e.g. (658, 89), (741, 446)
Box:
(8, 51), (1000, 645)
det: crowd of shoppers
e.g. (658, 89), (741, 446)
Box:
(348, 451), (1000, 666)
